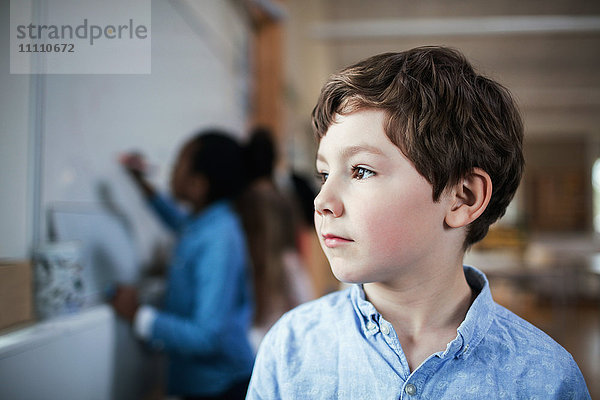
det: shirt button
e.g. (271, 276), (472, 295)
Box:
(405, 383), (417, 396)
(381, 324), (390, 335)
(366, 321), (377, 331)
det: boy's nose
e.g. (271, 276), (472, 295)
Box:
(314, 183), (343, 218)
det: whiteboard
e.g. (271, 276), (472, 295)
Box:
(37, 0), (251, 268)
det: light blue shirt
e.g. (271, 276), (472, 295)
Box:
(147, 195), (255, 397)
(247, 266), (590, 399)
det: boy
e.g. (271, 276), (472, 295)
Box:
(113, 131), (255, 400)
(246, 47), (590, 399)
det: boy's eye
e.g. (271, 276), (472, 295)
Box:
(352, 166), (375, 180)
(316, 172), (329, 185)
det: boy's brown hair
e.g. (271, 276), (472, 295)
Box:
(311, 46), (524, 247)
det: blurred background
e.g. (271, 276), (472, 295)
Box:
(1, 0), (599, 398)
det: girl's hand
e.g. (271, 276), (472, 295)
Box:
(110, 285), (140, 323)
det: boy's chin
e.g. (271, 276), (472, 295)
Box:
(330, 265), (369, 285)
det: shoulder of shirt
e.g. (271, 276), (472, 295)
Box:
(261, 287), (353, 342)
(488, 301), (578, 366)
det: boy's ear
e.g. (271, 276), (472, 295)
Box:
(445, 168), (492, 228)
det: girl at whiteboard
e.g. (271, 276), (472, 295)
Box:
(112, 130), (254, 400)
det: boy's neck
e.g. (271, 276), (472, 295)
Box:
(363, 260), (473, 371)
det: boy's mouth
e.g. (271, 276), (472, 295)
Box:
(321, 233), (354, 248)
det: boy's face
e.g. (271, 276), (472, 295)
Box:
(314, 109), (453, 285)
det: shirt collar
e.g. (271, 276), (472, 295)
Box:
(350, 265), (495, 357)
(455, 265), (494, 359)
(350, 284), (379, 336)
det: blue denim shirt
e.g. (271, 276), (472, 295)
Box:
(247, 266), (590, 399)
(148, 195), (255, 396)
